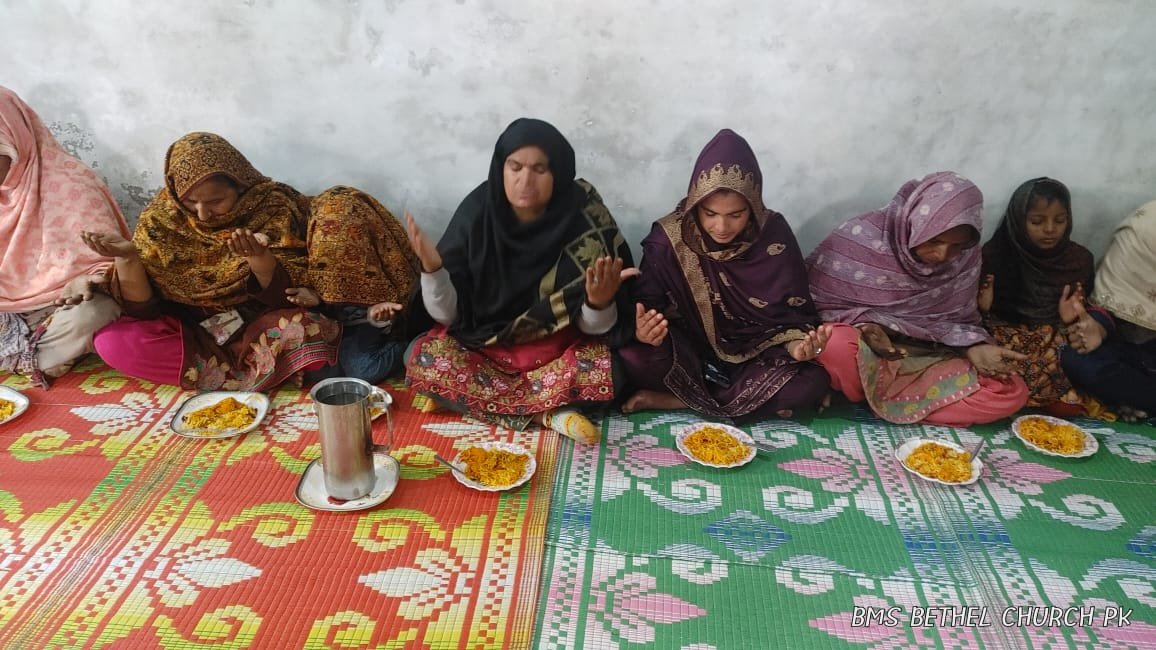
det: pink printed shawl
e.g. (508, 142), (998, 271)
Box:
(806, 171), (991, 347)
(0, 86), (129, 312)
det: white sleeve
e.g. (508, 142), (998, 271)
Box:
(576, 301), (618, 335)
(421, 268), (458, 325)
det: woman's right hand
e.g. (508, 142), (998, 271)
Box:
(405, 211), (443, 273)
(856, 323), (907, 361)
(635, 303), (668, 347)
(81, 231), (138, 259)
(55, 273), (108, 307)
(967, 343), (1029, 378)
(1063, 299), (1107, 354)
(1057, 282), (1085, 326)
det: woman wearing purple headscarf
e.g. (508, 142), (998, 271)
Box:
(807, 172), (1029, 426)
(619, 129), (832, 419)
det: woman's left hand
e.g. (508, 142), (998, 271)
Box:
(786, 323), (834, 361)
(368, 301), (403, 323)
(966, 344), (1028, 378)
(227, 229), (272, 260)
(55, 274), (108, 307)
(585, 257), (640, 310)
(285, 287), (321, 308)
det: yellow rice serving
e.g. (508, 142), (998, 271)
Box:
(904, 442), (973, 483)
(1018, 416), (1084, 454)
(459, 446), (530, 487)
(0, 398), (15, 421)
(683, 425), (751, 465)
(182, 397), (257, 430)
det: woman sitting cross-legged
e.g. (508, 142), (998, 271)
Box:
(1060, 200), (1156, 421)
(83, 133), (346, 391)
(977, 177), (1096, 415)
(0, 85), (128, 385)
(617, 128), (832, 420)
(807, 172), (1029, 426)
(404, 118), (637, 444)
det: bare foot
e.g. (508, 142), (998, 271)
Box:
(1119, 405), (1150, 423)
(622, 389), (686, 413)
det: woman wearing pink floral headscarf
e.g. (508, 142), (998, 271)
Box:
(0, 86), (129, 384)
(806, 172), (1028, 426)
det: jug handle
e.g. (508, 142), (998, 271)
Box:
(370, 386), (394, 452)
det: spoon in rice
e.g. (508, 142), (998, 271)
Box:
(968, 437), (986, 461)
(433, 454), (470, 480)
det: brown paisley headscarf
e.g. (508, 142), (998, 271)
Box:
(134, 132), (310, 309)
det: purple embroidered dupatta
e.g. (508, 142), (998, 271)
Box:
(634, 129), (821, 416)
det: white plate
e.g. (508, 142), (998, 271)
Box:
(450, 442), (537, 492)
(1012, 414), (1098, 458)
(674, 423), (757, 469)
(171, 391), (270, 439)
(295, 451), (400, 511)
(895, 438), (983, 486)
(0, 386), (30, 426)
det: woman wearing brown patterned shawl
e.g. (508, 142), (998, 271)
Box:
(285, 186), (421, 384)
(404, 118), (636, 444)
(618, 129), (832, 419)
(84, 132), (416, 390)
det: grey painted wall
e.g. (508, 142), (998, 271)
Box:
(4, 0), (1154, 260)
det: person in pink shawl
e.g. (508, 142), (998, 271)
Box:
(0, 86), (129, 384)
(806, 172), (1029, 426)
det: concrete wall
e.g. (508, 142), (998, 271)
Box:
(4, 0), (1154, 259)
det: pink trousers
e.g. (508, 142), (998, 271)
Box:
(816, 324), (1028, 427)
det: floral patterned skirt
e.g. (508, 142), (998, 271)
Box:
(406, 325), (615, 418)
(858, 344), (980, 424)
(986, 321), (1072, 408)
(94, 308), (340, 392)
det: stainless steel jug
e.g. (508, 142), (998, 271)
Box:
(309, 377), (392, 500)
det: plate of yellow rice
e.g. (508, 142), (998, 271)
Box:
(0, 386), (30, 426)
(171, 391), (269, 439)
(895, 439), (983, 486)
(450, 441), (537, 491)
(675, 423), (757, 468)
(1012, 415), (1097, 458)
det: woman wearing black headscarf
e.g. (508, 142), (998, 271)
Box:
(404, 118), (636, 444)
(978, 177), (1095, 413)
